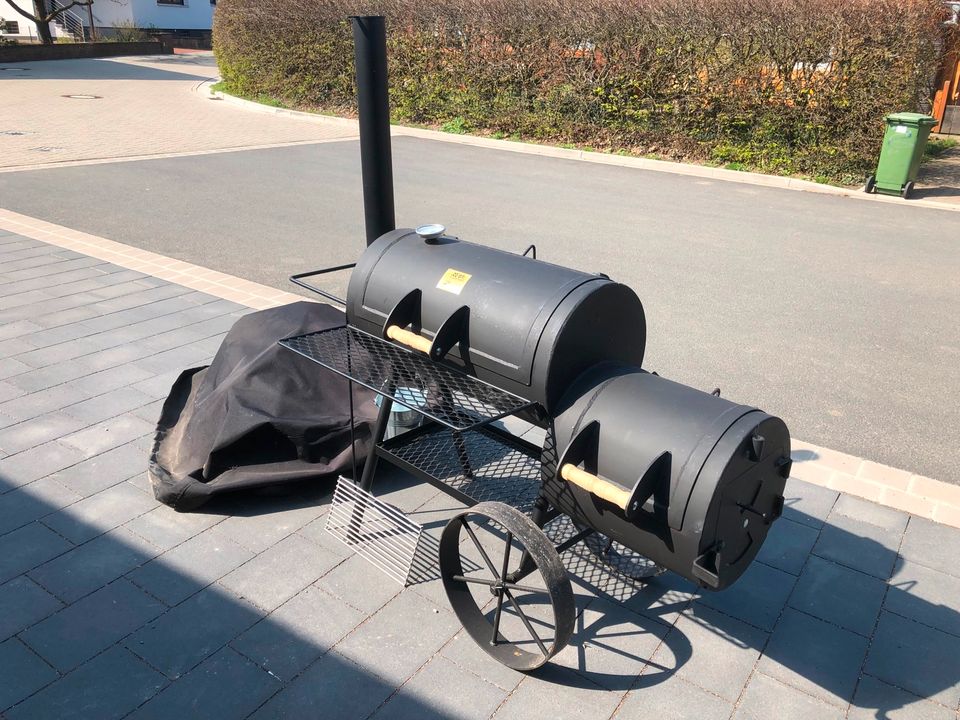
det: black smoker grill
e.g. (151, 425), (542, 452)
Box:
(280, 16), (792, 671)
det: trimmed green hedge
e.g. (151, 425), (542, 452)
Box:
(214, 0), (952, 183)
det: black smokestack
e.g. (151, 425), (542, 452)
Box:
(351, 15), (396, 246)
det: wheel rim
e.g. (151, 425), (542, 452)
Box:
(440, 502), (574, 671)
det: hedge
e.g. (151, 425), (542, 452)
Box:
(214, 0), (953, 183)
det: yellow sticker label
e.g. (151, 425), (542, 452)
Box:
(436, 268), (472, 295)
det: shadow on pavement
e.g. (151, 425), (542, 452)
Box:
(2, 463), (959, 718)
(0, 472), (446, 719)
(0, 56), (213, 83)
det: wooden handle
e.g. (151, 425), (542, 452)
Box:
(560, 464), (630, 511)
(386, 325), (433, 354)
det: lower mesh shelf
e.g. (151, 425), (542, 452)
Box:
(379, 425), (543, 514)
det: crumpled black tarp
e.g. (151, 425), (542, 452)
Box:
(148, 301), (376, 511)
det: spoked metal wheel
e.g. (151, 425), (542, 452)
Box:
(439, 501), (574, 671)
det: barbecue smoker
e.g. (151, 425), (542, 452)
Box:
(280, 17), (792, 671)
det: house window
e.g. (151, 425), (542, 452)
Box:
(3, 20), (20, 33)
(157, 0), (185, 5)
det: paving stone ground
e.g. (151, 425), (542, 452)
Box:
(0, 55), (357, 170)
(1, 229), (959, 719)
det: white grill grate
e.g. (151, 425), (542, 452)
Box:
(325, 477), (425, 586)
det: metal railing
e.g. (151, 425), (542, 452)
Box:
(48, 0), (87, 41)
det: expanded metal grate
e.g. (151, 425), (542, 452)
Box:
(326, 477), (425, 586)
(380, 426), (542, 514)
(280, 325), (535, 431)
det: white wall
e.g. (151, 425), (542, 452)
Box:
(0, 0), (73, 39)
(0, 0), (213, 36)
(88, 0), (135, 28)
(130, 0), (214, 30)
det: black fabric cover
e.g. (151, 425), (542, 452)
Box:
(148, 301), (376, 511)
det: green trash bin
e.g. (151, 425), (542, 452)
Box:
(865, 112), (938, 199)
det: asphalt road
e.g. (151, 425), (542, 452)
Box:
(1, 136), (958, 481)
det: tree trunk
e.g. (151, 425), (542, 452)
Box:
(33, 0), (53, 44)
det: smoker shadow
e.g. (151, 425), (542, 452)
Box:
(0, 469), (461, 718)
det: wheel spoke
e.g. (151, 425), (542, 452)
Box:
(504, 589), (549, 657)
(451, 574), (495, 587)
(462, 519), (500, 578)
(503, 582), (545, 594)
(490, 531), (513, 645)
(490, 592), (506, 645)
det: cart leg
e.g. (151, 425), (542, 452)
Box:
(359, 394), (393, 492)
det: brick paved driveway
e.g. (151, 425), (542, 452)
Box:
(0, 55), (357, 169)
(0, 229), (958, 719)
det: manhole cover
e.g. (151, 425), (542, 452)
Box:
(61, 94), (102, 100)
(0, 130), (33, 136)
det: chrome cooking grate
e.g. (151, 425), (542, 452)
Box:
(380, 425), (542, 514)
(280, 325), (535, 431)
(326, 476), (425, 586)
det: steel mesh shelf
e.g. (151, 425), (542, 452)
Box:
(380, 425), (542, 513)
(280, 325), (535, 431)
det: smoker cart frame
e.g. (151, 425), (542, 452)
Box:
(280, 322), (654, 671)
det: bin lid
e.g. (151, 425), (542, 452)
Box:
(885, 112), (937, 126)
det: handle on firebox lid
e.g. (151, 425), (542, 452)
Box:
(386, 325), (433, 354)
(560, 464), (631, 511)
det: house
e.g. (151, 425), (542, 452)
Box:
(0, 0), (214, 43)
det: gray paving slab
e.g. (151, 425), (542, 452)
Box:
(20, 578), (166, 673)
(47, 441), (149, 498)
(371, 654), (506, 720)
(231, 585), (363, 682)
(4, 645), (167, 720)
(28, 526), (159, 604)
(128, 526), (255, 606)
(40, 482), (157, 545)
(0, 413), (87, 455)
(0, 522), (74, 584)
(312, 551), (402, 616)
(69, 363), (155, 397)
(884, 558), (960, 639)
(0, 576), (63, 642)
(128, 647), (280, 720)
(830, 493), (910, 534)
(650, 604), (768, 703)
(248, 649), (396, 720)
(755, 517), (821, 576)
(864, 611), (960, 708)
(899, 516), (960, 579)
(218, 533), (341, 612)
(787, 555), (887, 636)
(0, 477), (81, 535)
(492, 664), (623, 720)
(438, 629), (525, 693)
(813, 512), (903, 580)
(0, 385), (91, 424)
(0, 440), (89, 489)
(734, 671), (845, 720)
(59, 413), (155, 457)
(552, 597), (666, 691)
(620, 670), (733, 719)
(0, 637), (59, 712)
(849, 675), (958, 720)
(335, 590), (460, 686)
(206, 491), (330, 554)
(123, 504), (224, 552)
(694, 561), (796, 632)
(125, 585), (261, 679)
(757, 607), (869, 706)
(56, 387), (155, 426)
